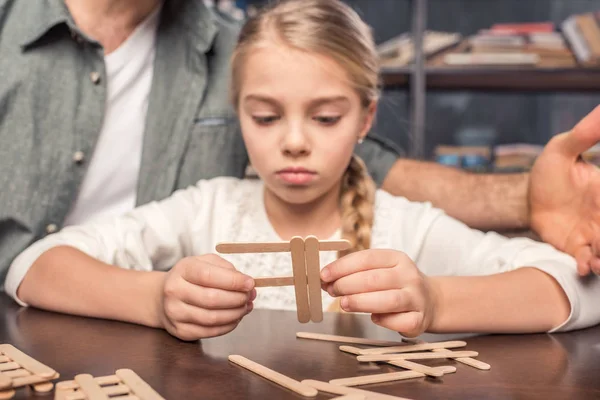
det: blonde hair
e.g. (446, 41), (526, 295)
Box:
(231, 0), (378, 259)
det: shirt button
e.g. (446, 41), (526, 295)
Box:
(45, 224), (58, 234)
(73, 151), (85, 164)
(90, 71), (101, 84)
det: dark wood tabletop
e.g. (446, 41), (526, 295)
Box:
(1, 294), (599, 400)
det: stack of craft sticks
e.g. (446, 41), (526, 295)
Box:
(229, 332), (490, 399)
(54, 369), (165, 400)
(0, 344), (59, 399)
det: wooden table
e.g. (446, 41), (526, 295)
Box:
(1, 294), (599, 399)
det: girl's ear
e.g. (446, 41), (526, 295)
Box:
(359, 100), (378, 141)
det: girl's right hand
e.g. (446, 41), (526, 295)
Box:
(158, 254), (256, 341)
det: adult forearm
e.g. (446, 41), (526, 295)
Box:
(18, 246), (165, 328)
(429, 268), (570, 334)
(381, 159), (530, 230)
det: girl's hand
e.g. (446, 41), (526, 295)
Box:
(159, 254), (256, 341)
(321, 249), (439, 337)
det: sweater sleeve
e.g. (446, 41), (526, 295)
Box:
(383, 194), (600, 333)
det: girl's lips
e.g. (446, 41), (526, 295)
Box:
(276, 169), (317, 185)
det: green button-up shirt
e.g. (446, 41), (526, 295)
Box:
(0, 0), (400, 286)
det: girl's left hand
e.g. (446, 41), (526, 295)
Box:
(321, 249), (439, 337)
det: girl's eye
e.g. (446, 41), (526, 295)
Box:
(252, 115), (280, 125)
(314, 115), (341, 126)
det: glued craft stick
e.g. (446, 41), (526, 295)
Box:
(116, 369), (165, 400)
(0, 389), (15, 400)
(340, 346), (452, 378)
(318, 239), (351, 251)
(74, 374), (109, 400)
(357, 351), (478, 362)
(0, 363), (19, 372)
(0, 358), (9, 363)
(291, 237), (311, 323)
(330, 395), (366, 400)
(228, 355), (318, 397)
(431, 348), (491, 370)
(31, 382), (53, 393)
(304, 236), (323, 323)
(2, 370), (29, 378)
(56, 375), (121, 390)
(0, 374), (10, 390)
(11, 372), (59, 387)
(254, 276), (295, 287)
(298, 332), (404, 347)
(330, 370), (424, 386)
(0, 345), (56, 378)
(358, 341), (467, 355)
(301, 379), (412, 400)
(215, 241), (291, 254)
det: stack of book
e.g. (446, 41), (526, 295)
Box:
(378, 31), (462, 68)
(561, 11), (600, 66)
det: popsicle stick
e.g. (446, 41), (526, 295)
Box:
(340, 346), (452, 378)
(56, 375), (121, 390)
(2, 370), (29, 378)
(31, 382), (53, 393)
(101, 384), (131, 397)
(301, 379), (412, 400)
(215, 242), (291, 254)
(228, 355), (318, 397)
(116, 369), (165, 400)
(0, 358), (9, 363)
(304, 236), (323, 323)
(298, 332), (404, 347)
(330, 395), (366, 400)
(0, 374), (10, 390)
(357, 351), (478, 362)
(0, 345), (56, 378)
(0, 364), (18, 373)
(74, 374), (109, 400)
(254, 276), (295, 287)
(431, 348), (490, 370)
(0, 389), (14, 400)
(330, 370), (424, 386)
(291, 237), (311, 323)
(11, 372), (59, 387)
(318, 240), (351, 252)
(358, 341), (467, 355)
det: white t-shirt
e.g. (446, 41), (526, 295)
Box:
(63, 6), (161, 226)
(7, 178), (600, 333)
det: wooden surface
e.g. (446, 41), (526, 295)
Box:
(1, 294), (600, 399)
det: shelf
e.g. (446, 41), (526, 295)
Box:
(382, 67), (600, 91)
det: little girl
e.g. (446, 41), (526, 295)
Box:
(6, 0), (599, 341)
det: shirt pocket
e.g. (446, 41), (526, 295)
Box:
(175, 114), (248, 189)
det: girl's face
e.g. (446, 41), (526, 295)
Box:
(238, 42), (376, 206)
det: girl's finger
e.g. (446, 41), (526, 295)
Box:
(321, 249), (408, 283)
(326, 267), (405, 296)
(340, 289), (416, 314)
(372, 311), (425, 338)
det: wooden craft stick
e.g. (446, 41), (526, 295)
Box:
(228, 355), (318, 397)
(304, 236), (323, 323)
(0, 357), (9, 363)
(215, 242), (291, 254)
(74, 374), (109, 400)
(318, 239), (351, 252)
(116, 369), (165, 400)
(56, 375), (121, 390)
(0, 374), (10, 390)
(2, 370), (28, 379)
(11, 372), (59, 387)
(301, 379), (412, 400)
(340, 346), (452, 378)
(291, 237), (311, 323)
(357, 340), (467, 355)
(254, 276), (295, 287)
(31, 382), (53, 393)
(0, 363), (18, 373)
(0, 389), (14, 400)
(330, 395), (366, 400)
(0, 345), (56, 378)
(330, 370), (424, 387)
(357, 351), (478, 362)
(404, 338), (491, 370)
(298, 332), (404, 347)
